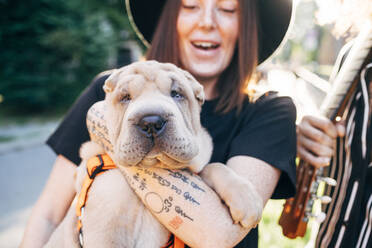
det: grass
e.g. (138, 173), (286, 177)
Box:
(259, 200), (311, 248)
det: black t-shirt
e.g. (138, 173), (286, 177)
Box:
(47, 75), (297, 248)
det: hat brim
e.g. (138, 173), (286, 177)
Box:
(126, 0), (294, 64)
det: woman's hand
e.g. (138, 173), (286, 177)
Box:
(297, 115), (345, 168)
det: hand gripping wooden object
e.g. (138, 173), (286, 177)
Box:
(279, 24), (372, 238)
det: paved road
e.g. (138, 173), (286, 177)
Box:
(0, 144), (56, 248)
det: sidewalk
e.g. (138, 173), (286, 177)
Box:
(0, 120), (59, 154)
(0, 120), (59, 248)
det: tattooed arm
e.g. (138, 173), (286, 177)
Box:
(121, 156), (280, 248)
(121, 166), (249, 248)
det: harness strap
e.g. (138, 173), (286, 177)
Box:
(162, 234), (186, 248)
(76, 154), (116, 246)
(75, 154), (185, 248)
(76, 154), (116, 217)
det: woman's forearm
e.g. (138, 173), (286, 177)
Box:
(121, 166), (248, 248)
(20, 155), (77, 247)
(20, 208), (57, 248)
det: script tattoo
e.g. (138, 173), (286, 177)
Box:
(86, 105), (113, 153)
(171, 184), (182, 195)
(175, 206), (194, 221)
(163, 196), (173, 213)
(144, 192), (164, 214)
(152, 172), (171, 187)
(183, 192), (200, 205)
(139, 178), (147, 191)
(167, 170), (190, 184)
(167, 169), (205, 193)
(120, 167), (200, 230)
(133, 173), (140, 181)
(191, 181), (205, 192)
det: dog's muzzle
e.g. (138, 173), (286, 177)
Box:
(136, 115), (167, 138)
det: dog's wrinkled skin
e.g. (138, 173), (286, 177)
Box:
(103, 61), (212, 173)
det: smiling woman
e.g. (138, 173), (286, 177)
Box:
(21, 1), (297, 248)
(146, 0), (258, 113)
(176, 0), (240, 85)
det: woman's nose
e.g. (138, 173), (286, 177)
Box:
(199, 7), (216, 30)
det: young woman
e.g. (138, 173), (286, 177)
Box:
(21, 0), (297, 247)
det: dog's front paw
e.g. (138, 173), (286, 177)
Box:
(201, 164), (263, 229)
(221, 175), (263, 228)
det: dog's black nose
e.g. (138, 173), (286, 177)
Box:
(137, 115), (167, 138)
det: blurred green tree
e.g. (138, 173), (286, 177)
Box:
(0, 0), (133, 113)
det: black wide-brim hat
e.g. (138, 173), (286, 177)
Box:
(126, 0), (294, 64)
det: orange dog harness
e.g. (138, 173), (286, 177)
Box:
(76, 154), (116, 247)
(75, 154), (185, 248)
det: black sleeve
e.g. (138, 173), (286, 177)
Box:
(227, 94), (297, 199)
(46, 74), (109, 165)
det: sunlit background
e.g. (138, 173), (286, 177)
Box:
(0, 0), (347, 247)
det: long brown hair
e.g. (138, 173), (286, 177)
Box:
(146, 0), (259, 113)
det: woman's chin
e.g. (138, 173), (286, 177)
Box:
(188, 66), (224, 83)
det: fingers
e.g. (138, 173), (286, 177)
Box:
(297, 115), (345, 168)
(301, 115), (338, 140)
(297, 145), (331, 168)
(297, 129), (334, 157)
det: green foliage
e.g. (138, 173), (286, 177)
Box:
(259, 200), (310, 248)
(0, 0), (133, 113)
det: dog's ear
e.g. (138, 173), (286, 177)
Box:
(183, 71), (205, 106)
(103, 70), (120, 94)
(103, 78), (117, 94)
(192, 82), (205, 106)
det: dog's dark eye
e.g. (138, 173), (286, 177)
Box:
(171, 90), (184, 100)
(120, 94), (131, 103)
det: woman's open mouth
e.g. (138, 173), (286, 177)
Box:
(191, 41), (220, 50)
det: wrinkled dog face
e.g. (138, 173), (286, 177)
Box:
(103, 61), (206, 170)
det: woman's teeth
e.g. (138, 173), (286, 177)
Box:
(192, 41), (219, 50)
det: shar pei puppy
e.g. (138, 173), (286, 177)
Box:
(45, 61), (260, 248)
